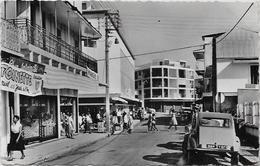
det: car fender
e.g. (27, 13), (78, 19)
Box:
(233, 136), (240, 152)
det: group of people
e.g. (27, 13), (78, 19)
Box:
(61, 112), (74, 138)
(121, 111), (134, 134)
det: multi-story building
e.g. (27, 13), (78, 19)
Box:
(75, 2), (137, 117)
(135, 59), (196, 112)
(0, 0), (101, 157)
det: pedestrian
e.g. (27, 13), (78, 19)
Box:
(147, 111), (152, 132)
(122, 112), (129, 134)
(168, 109), (178, 130)
(85, 113), (93, 134)
(151, 113), (158, 131)
(7, 115), (25, 161)
(128, 113), (134, 134)
(63, 113), (69, 137)
(68, 113), (74, 138)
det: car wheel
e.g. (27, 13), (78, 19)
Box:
(231, 152), (239, 165)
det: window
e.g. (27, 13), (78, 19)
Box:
(152, 78), (162, 87)
(179, 69), (186, 78)
(52, 60), (59, 68)
(251, 65), (259, 84)
(200, 118), (231, 128)
(164, 79), (168, 87)
(152, 68), (162, 77)
(76, 69), (81, 75)
(68, 66), (74, 73)
(144, 89), (150, 98)
(144, 79), (150, 88)
(179, 89), (186, 98)
(61, 63), (67, 70)
(82, 3), (87, 10)
(169, 89), (178, 98)
(164, 68), (168, 76)
(143, 69), (150, 78)
(164, 89), (168, 98)
(41, 56), (50, 65)
(152, 89), (162, 98)
(169, 69), (177, 77)
(84, 39), (97, 48)
(169, 79), (177, 88)
(33, 53), (39, 63)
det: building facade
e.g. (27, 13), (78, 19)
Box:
(135, 59), (196, 112)
(194, 28), (258, 113)
(0, 0), (101, 157)
(75, 2), (137, 118)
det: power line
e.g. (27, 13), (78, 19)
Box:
(96, 43), (206, 61)
(217, 2), (254, 44)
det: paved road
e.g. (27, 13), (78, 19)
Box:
(39, 114), (247, 166)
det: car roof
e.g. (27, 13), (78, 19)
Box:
(198, 112), (232, 119)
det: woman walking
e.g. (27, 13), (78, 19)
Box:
(128, 113), (134, 134)
(68, 113), (74, 138)
(168, 110), (178, 130)
(7, 115), (25, 161)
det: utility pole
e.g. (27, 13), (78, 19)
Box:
(212, 37), (217, 112)
(105, 13), (110, 135)
(141, 73), (145, 108)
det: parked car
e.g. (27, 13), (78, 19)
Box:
(182, 112), (240, 164)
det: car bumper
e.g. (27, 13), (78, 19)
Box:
(193, 148), (238, 154)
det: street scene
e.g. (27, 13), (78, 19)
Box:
(0, 0), (259, 165)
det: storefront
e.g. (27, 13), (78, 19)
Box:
(20, 95), (58, 143)
(1, 51), (46, 144)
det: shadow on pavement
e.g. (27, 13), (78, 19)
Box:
(157, 141), (183, 151)
(143, 152), (183, 165)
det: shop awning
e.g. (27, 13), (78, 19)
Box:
(111, 97), (128, 104)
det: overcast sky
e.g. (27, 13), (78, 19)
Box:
(94, 1), (258, 68)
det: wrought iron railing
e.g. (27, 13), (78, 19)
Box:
(7, 18), (97, 72)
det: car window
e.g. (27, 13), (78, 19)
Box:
(200, 118), (231, 128)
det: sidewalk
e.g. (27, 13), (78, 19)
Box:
(239, 146), (259, 165)
(1, 120), (140, 165)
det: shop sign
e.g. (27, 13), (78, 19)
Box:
(1, 53), (45, 74)
(1, 62), (44, 96)
(86, 67), (98, 80)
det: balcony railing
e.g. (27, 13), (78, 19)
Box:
(7, 18), (97, 72)
(1, 19), (21, 53)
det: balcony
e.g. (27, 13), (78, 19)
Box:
(7, 18), (97, 72)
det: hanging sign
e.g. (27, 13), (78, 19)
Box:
(1, 62), (44, 96)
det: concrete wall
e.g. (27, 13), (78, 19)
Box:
(217, 61), (250, 93)
(238, 89), (259, 104)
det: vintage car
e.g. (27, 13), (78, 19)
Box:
(182, 112), (240, 164)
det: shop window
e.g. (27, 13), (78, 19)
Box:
(152, 89), (162, 98)
(76, 69), (81, 75)
(152, 68), (162, 77)
(144, 89), (150, 98)
(33, 53), (39, 63)
(52, 60), (59, 68)
(152, 78), (162, 87)
(179, 69), (186, 78)
(169, 69), (177, 77)
(41, 56), (50, 65)
(164, 68), (168, 77)
(251, 65), (259, 84)
(61, 63), (67, 70)
(20, 95), (58, 142)
(68, 66), (74, 73)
